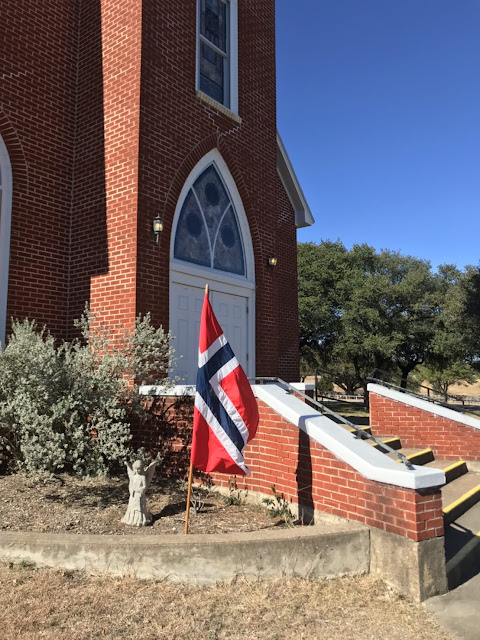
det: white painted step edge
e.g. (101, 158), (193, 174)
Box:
(253, 383), (445, 491)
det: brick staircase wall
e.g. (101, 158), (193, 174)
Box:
(136, 396), (444, 543)
(369, 388), (480, 461)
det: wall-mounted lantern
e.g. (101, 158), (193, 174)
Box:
(152, 216), (164, 244)
(267, 254), (278, 270)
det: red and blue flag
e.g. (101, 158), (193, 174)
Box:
(191, 289), (258, 475)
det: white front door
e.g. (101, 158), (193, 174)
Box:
(170, 282), (248, 384)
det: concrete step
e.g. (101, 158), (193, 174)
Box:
(445, 499), (480, 589)
(386, 447), (435, 466)
(348, 425), (372, 436)
(367, 437), (402, 453)
(442, 472), (480, 525)
(424, 459), (469, 484)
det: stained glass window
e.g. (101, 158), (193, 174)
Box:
(199, 0), (230, 107)
(174, 164), (245, 276)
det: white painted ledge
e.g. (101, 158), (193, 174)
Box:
(368, 383), (480, 431)
(139, 385), (195, 397)
(140, 382), (312, 396)
(291, 382), (315, 392)
(253, 383), (445, 491)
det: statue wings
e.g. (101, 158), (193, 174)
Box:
(145, 455), (163, 487)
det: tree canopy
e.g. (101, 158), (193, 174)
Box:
(298, 241), (480, 402)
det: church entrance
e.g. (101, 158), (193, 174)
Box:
(169, 150), (255, 385)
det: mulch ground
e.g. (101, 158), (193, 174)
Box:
(0, 472), (283, 535)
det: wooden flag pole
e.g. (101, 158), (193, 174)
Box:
(184, 460), (194, 534)
(185, 283), (209, 535)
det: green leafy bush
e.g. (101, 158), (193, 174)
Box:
(0, 308), (175, 476)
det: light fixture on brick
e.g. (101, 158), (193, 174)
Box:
(152, 216), (164, 243)
(268, 254), (277, 269)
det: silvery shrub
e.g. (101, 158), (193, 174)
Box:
(0, 307), (175, 475)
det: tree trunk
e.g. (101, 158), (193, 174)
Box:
(399, 363), (417, 391)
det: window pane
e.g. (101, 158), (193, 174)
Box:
(200, 0), (226, 52)
(174, 190), (211, 268)
(193, 165), (230, 248)
(213, 205), (245, 276)
(175, 164), (246, 277)
(200, 43), (224, 104)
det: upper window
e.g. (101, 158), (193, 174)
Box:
(198, 0), (238, 113)
(174, 163), (245, 276)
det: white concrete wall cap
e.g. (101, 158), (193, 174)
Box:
(139, 385), (196, 397)
(252, 384), (445, 491)
(367, 383), (480, 431)
(291, 382), (315, 392)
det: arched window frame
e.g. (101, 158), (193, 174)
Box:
(170, 149), (255, 286)
(0, 137), (13, 347)
(170, 149), (255, 378)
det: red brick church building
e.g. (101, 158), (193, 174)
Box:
(1, 0), (313, 384)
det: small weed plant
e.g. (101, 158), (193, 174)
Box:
(223, 477), (248, 506)
(262, 485), (295, 527)
(190, 477), (215, 513)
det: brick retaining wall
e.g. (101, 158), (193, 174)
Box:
(370, 390), (480, 461)
(137, 397), (444, 543)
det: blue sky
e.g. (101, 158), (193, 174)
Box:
(276, 0), (480, 271)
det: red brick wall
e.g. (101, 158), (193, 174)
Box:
(67, 0), (109, 332)
(80, 0), (142, 333)
(370, 391), (480, 461)
(3, 0), (300, 382)
(136, 0), (298, 380)
(276, 175), (300, 381)
(1, 0), (78, 336)
(141, 397), (444, 542)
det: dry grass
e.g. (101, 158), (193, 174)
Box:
(321, 400), (370, 419)
(0, 563), (452, 640)
(448, 380), (480, 397)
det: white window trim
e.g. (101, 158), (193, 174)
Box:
(0, 136), (12, 348)
(170, 148), (255, 377)
(196, 0), (239, 115)
(170, 149), (254, 284)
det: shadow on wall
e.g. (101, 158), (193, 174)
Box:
(131, 395), (194, 476)
(67, 0), (109, 333)
(296, 428), (315, 525)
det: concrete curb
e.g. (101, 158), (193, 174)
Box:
(0, 523), (370, 584)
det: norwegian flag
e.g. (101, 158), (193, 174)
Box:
(191, 289), (258, 475)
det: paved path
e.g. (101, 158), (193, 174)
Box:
(425, 573), (480, 640)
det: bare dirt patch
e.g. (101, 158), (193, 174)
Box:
(0, 563), (452, 640)
(0, 473), (282, 535)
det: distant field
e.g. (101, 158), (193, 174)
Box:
(447, 380), (480, 397)
(306, 376), (480, 399)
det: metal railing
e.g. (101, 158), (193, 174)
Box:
(249, 376), (414, 470)
(366, 368), (480, 412)
(313, 367), (365, 404)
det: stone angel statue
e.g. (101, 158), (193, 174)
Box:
(121, 455), (163, 527)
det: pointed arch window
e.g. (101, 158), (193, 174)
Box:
(174, 164), (245, 276)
